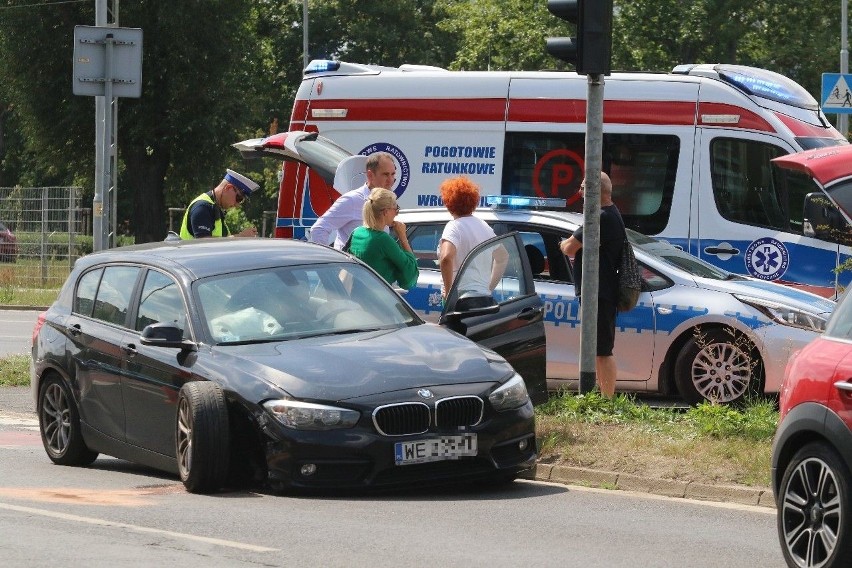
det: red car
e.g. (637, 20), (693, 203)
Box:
(0, 221), (17, 262)
(772, 290), (852, 568)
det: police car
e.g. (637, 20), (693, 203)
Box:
(397, 197), (835, 405)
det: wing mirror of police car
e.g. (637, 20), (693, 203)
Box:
(140, 322), (197, 352)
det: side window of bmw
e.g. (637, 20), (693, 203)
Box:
(74, 268), (103, 317)
(136, 270), (187, 334)
(92, 266), (140, 327)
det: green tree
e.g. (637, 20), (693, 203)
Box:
(0, 1), (275, 242)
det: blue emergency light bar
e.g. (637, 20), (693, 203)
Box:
(716, 65), (818, 110)
(304, 60), (341, 74)
(486, 195), (567, 210)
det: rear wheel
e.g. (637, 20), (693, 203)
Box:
(778, 441), (852, 568)
(674, 329), (761, 405)
(38, 374), (98, 466)
(176, 382), (230, 494)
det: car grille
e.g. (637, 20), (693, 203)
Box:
(435, 396), (483, 429)
(373, 397), (484, 436)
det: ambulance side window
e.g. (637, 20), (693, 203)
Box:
(711, 138), (787, 230)
(501, 132), (679, 236)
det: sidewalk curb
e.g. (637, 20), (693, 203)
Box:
(520, 464), (775, 509)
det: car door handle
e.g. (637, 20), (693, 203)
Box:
(834, 380), (852, 393)
(518, 306), (543, 321)
(66, 323), (82, 336)
(121, 343), (137, 356)
(703, 245), (741, 256)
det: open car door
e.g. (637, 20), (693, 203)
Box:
(440, 232), (547, 405)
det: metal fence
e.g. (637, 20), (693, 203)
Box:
(0, 186), (85, 290)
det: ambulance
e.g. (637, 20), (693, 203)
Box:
(276, 60), (852, 297)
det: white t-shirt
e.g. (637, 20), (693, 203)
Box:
(439, 215), (496, 292)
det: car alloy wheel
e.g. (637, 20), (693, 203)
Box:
(176, 381), (230, 494)
(38, 374), (98, 466)
(674, 329), (761, 405)
(778, 442), (852, 568)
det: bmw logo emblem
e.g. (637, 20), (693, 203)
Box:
(417, 389), (434, 399)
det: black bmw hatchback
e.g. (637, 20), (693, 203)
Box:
(31, 236), (545, 493)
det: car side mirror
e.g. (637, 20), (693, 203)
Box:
(140, 322), (197, 352)
(802, 192), (844, 239)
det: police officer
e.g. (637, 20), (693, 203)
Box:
(180, 169), (259, 239)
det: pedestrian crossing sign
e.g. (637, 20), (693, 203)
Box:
(822, 73), (852, 114)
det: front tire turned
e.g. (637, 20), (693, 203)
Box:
(176, 382), (230, 494)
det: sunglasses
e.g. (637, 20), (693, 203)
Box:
(232, 185), (246, 204)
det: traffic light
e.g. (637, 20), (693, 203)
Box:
(546, 0), (613, 75)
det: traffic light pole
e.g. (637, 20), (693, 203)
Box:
(578, 72), (605, 394)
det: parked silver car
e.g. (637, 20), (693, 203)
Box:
(398, 199), (835, 405)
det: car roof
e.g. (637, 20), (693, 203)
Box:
(73, 238), (350, 280)
(399, 206), (585, 229)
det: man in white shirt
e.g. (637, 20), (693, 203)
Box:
(309, 152), (396, 249)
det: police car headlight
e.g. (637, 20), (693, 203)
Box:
(734, 294), (827, 332)
(489, 374), (530, 410)
(263, 399), (360, 430)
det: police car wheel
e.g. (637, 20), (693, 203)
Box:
(673, 329), (761, 405)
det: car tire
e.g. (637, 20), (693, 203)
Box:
(38, 374), (98, 466)
(673, 328), (761, 405)
(777, 441), (852, 568)
(176, 381), (230, 494)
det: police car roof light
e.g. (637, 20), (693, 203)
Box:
(486, 195), (567, 210)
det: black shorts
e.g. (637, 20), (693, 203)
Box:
(596, 298), (617, 357)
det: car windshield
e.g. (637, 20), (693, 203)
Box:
(628, 229), (735, 280)
(195, 262), (418, 344)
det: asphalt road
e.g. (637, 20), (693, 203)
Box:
(0, 412), (784, 568)
(0, 309), (38, 358)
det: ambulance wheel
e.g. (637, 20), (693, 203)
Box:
(673, 329), (762, 405)
(176, 382), (230, 494)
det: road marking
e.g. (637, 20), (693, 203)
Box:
(0, 501), (280, 552)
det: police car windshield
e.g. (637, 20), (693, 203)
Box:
(629, 230), (733, 280)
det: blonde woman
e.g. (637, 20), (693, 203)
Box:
(347, 188), (419, 290)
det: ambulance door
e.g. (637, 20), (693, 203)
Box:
(694, 129), (841, 296)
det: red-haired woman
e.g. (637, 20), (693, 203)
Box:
(438, 176), (507, 298)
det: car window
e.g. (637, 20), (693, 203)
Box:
(74, 268), (103, 317)
(92, 266), (141, 326)
(135, 270), (187, 334)
(407, 224), (444, 269)
(455, 236), (523, 303)
(196, 262), (418, 344)
(825, 288), (852, 339)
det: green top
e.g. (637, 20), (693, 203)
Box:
(348, 226), (419, 290)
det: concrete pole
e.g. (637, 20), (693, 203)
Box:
(579, 73), (605, 394)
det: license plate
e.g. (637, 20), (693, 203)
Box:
(394, 434), (477, 466)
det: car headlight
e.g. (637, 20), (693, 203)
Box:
(734, 294), (827, 332)
(262, 399), (360, 430)
(488, 374), (530, 410)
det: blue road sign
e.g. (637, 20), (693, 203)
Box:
(822, 73), (852, 114)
